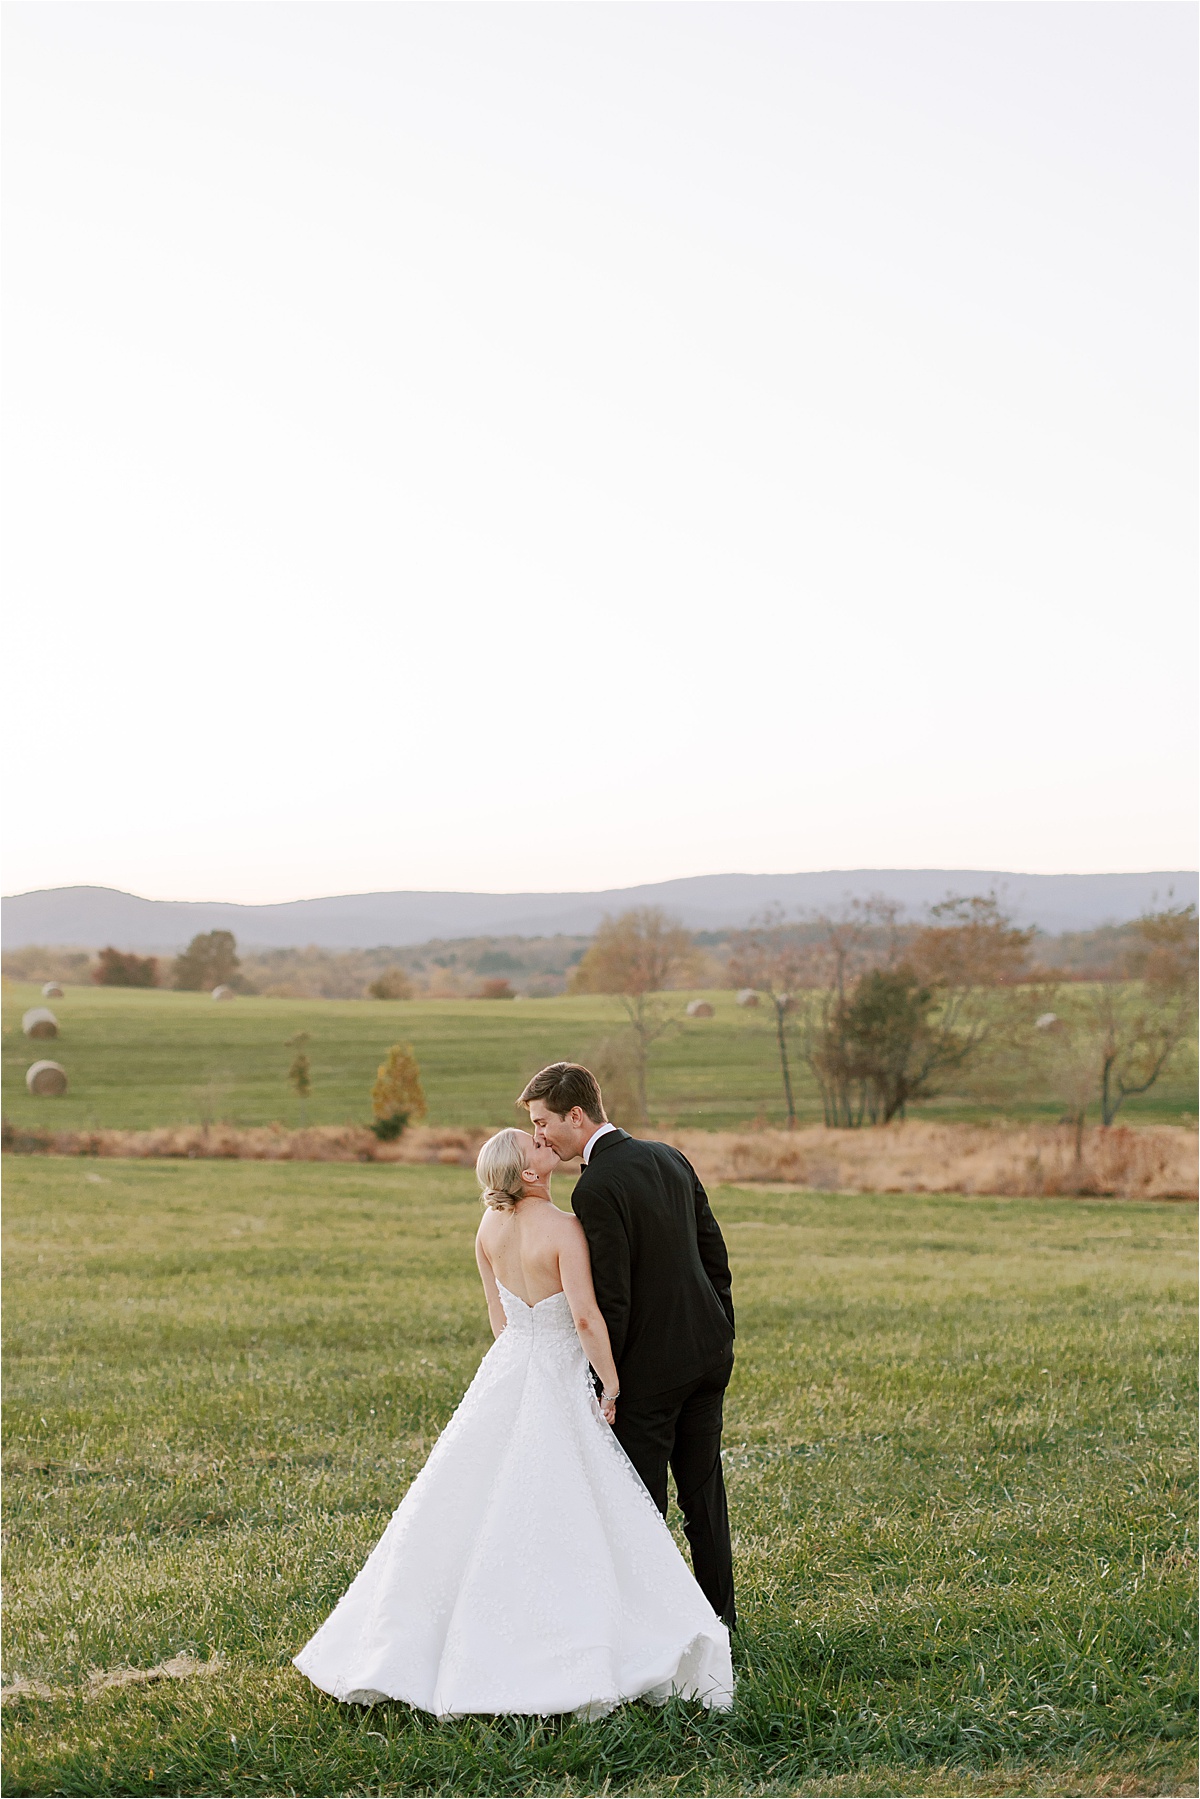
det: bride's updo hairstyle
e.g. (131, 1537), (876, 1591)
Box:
(475, 1128), (529, 1212)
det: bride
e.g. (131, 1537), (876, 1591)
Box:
(293, 1127), (734, 1718)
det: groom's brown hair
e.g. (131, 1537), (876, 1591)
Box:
(518, 1062), (606, 1123)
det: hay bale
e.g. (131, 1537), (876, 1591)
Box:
(686, 999), (715, 1018)
(736, 989), (759, 1007)
(22, 1007), (59, 1039)
(26, 1060), (68, 1096)
(42, 982), (64, 999)
(1035, 1012), (1062, 1033)
(211, 985), (235, 1001)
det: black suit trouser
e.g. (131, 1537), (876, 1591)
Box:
(612, 1355), (736, 1629)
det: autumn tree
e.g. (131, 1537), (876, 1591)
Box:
(173, 931), (241, 992)
(371, 1042), (428, 1141)
(93, 947), (159, 988)
(907, 894), (1034, 992)
(568, 908), (697, 1123)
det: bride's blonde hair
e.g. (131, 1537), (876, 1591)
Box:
(475, 1128), (529, 1212)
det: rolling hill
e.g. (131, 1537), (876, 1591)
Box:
(3, 869), (1195, 950)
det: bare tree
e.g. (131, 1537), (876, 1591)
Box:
(1092, 905), (1196, 1125)
(727, 911), (811, 1127)
(1029, 905), (1195, 1144)
(792, 899), (904, 1126)
(1033, 1011), (1098, 1161)
(569, 908), (697, 1123)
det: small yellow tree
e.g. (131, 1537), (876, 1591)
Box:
(286, 1031), (312, 1126)
(371, 1043), (428, 1140)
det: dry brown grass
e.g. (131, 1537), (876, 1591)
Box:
(3, 1117), (1194, 1198)
(671, 1119), (1197, 1201)
(0, 1121), (491, 1166)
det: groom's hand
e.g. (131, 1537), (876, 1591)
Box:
(600, 1393), (617, 1427)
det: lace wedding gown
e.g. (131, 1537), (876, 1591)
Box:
(294, 1283), (734, 1718)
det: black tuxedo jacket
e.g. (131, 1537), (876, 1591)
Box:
(570, 1129), (734, 1400)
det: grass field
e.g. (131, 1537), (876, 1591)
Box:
(3, 1160), (1195, 1796)
(4, 983), (1196, 1135)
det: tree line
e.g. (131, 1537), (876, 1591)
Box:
(567, 899), (1197, 1137)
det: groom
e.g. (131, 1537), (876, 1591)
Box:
(519, 1062), (737, 1628)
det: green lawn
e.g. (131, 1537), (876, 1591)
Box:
(2, 1160), (1195, 1796)
(3, 983), (1195, 1134)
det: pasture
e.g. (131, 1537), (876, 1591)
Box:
(2, 1159), (1195, 1796)
(3, 982), (1196, 1135)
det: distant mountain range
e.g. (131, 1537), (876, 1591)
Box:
(2, 872), (1195, 951)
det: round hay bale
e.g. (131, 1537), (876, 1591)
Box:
(211, 985), (235, 1001)
(26, 1059), (68, 1096)
(42, 982), (64, 999)
(22, 1007), (59, 1039)
(736, 989), (759, 1008)
(686, 999), (715, 1018)
(1035, 1012), (1062, 1033)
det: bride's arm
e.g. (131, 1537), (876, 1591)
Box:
(557, 1217), (620, 1420)
(474, 1229), (507, 1338)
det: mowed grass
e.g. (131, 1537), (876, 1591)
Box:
(3, 982), (1196, 1134)
(2, 1162), (1196, 1797)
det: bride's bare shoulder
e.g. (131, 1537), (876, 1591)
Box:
(476, 1206), (506, 1243)
(548, 1205), (586, 1240)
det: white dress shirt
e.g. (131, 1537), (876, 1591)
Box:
(581, 1121), (617, 1165)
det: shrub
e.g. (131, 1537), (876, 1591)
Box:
(368, 967), (414, 1001)
(370, 1110), (409, 1142)
(92, 947), (159, 988)
(476, 978), (516, 1000)
(581, 1035), (641, 1129)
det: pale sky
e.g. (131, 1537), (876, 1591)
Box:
(4, 3), (1196, 904)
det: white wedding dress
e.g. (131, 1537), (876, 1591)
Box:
(294, 1283), (734, 1718)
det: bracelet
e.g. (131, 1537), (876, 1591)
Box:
(601, 1387), (619, 1402)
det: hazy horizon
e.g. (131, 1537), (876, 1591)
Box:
(5, 4), (1196, 904)
(6, 868), (1195, 957)
(6, 864), (1200, 909)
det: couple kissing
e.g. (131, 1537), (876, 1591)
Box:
(295, 1061), (737, 1720)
